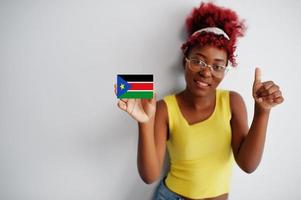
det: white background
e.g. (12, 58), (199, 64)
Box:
(0, 0), (300, 199)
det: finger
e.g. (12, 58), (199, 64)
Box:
(262, 90), (283, 103)
(258, 84), (279, 97)
(266, 96), (283, 105)
(254, 67), (261, 84)
(114, 84), (117, 95)
(262, 91), (281, 102)
(120, 98), (128, 103)
(268, 91), (283, 101)
(265, 96), (275, 103)
(259, 96), (275, 104)
(117, 100), (127, 111)
(273, 96), (284, 104)
(256, 81), (274, 97)
(270, 90), (282, 99)
(129, 99), (137, 115)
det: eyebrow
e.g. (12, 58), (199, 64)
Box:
(195, 53), (226, 62)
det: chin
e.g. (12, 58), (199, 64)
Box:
(189, 82), (215, 97)
(187, 86), (211, 97)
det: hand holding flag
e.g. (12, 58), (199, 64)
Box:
(252, 67), (284, 110)
(114, 84), (157, 123)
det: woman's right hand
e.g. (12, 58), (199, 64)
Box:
(114, 84), (156, 123)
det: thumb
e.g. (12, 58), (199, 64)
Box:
(253, 68), (263, 103)
(254, 67), (262, 84)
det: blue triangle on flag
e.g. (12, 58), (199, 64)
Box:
(117, 75), (132, 98)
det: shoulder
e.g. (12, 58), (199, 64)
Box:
(157, 99), (167, 110)
(158, 94), (176, 111)
(156, 99), (168, 123)
(217, 89), (242, 103)
(229, 90), (244, 103)
(229, 90), (246, 115)
(156, 93), (176, 124)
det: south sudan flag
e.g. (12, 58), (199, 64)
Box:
(117, 74), (153, 99)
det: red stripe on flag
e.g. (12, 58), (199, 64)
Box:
(129, 83), (153, 90)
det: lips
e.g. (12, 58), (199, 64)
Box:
(194, 79), (211, 88)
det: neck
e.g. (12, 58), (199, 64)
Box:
(181, 88), (216, 110)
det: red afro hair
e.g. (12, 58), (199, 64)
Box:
(181, 2), (246, 67)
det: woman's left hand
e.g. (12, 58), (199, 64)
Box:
(252, 67), (284, 111)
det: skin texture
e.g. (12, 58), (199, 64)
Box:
(116, 45), (284, 200)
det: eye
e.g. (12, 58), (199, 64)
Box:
(189, 58), (207, 68)
(190, 59), (200, 65)
(212, 65), (225, 71)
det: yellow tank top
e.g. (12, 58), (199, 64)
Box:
(163, 89), (234, 199)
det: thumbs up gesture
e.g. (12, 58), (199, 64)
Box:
(252, 68), (284, 110)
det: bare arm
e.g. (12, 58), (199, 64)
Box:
(137, 100), (168, 183)
(230, 68), (284, 173)
(231, 92), (271, 173)
(116, 89), (168, 184)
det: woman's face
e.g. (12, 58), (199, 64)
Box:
(184, 45), (228, 97)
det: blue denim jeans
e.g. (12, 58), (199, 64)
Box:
(153, 178), (184, 200)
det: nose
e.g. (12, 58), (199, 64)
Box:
(199, 66), (212, 77)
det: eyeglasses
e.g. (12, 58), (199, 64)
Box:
(185, 57), (228, 77)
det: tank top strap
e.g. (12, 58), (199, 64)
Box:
(163, 95), (182, 133)
(216, 89), (232, 121)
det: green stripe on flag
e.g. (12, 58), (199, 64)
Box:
(119, 91), (153, 99)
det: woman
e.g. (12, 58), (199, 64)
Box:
(116, 2), (284, 200)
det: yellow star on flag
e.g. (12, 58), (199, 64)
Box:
(120, 84), (125, 90)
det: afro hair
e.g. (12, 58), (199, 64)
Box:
(181, 2), (246, 67)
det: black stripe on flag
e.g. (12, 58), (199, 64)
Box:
(119, 74), (153, 82)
